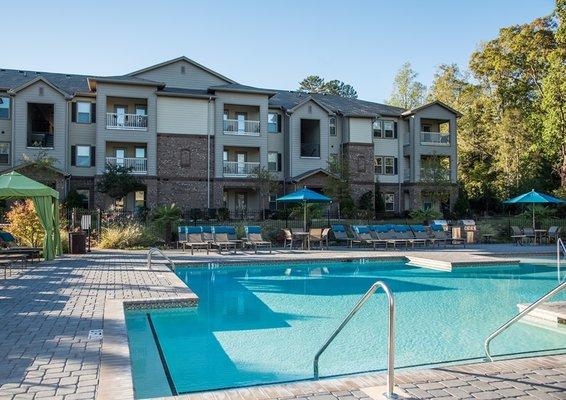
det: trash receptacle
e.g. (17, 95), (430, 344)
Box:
(68, 232), (86, 254)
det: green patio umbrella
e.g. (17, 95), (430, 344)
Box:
(0, 171), (62, 260)
(276, 187), (332, 231)
(503, 189), (565, 230)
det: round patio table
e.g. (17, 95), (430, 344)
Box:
(292, 232), (310, 250)
(534, 229), (547, 245)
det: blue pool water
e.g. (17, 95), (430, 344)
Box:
(126, 259), (566, 398)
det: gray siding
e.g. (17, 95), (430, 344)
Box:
(0, 94), (12, 171)
(213, 91), (269, 178)
(288, 100), (330, 178)
(133, 60), (229, 90)
(267, 109), (284, 180)
(12, 81), (67, 171)
(95, 83), (158, 176)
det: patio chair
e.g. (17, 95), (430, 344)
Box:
(430, 224), (449, 247)
(522, 227), (536, 243)
(244, 226), (272, 254)
(212, 232), (238, 254)
(177, 226), (188, 249)
(368, 225), (397, 250)
(395, 225), (427, 248)
(510, 226), (527, 245)
(378, 227), (410, 250)
(547, 226), (562, 243)
(307, 228), (329, 250)
(282, 229), (302, 250)
(330, 225), (356, 247)
(410, 225), (437, 246)
(435, 226), (466, 246)
(181, 227), (210, 255)
(352, 226), (383, 250)
(0, 231), (42, 261)
(200, 226), (214, 243)
(214, 226), (243, 248)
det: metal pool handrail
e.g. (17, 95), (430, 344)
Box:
(484, 279), (566, 362)
(147, 247), (175, 271)
(313, 281), (397, 399)
(557, 238), (566, 283)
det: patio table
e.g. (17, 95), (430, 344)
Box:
(534, 229), (547, 245)
(292, 232), (310, 250)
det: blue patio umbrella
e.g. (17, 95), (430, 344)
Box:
(276, 187), (332, 230)
(503, 189), (565, 230)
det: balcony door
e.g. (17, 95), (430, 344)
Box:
(237, 153), (246, 175)
(134, 147), (146, 172)
(115, 148), (126, 167)
(115, 106), (127, 127)
(236, 112), (247, 133)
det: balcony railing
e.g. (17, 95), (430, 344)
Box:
(420, 168), (450, 182)
(106, 157), (147, 174)
(420, 131), (450, 145)
(223, 161), (260, 177)
(223, 119), (260, 136)
(300, 143), (321, 158)
(106, 113), (148, 131)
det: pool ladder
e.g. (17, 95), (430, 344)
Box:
(313, 281), (398, 399)
(147, 247), (175, 271)
(557, 238), (566, 283)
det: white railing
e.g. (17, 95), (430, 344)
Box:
(106, 113), (148, 131)
(223, 161), (260, 177)
(420, 131), (450, 145)
(106, 157), (147, 174)
(223, 119), (260, 136)
(420, 168), (450, 181)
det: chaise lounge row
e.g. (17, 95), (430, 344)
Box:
(178, 226), (272, 254)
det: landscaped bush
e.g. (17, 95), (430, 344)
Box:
(5, 199), (44, 247)
(98, 222), (160, 249)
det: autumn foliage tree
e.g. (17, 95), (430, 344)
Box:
(5, 199), (44, 247)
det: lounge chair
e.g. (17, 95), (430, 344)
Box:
(200, 226), (215, 243)
(282, 229), (302, 250)
(432, 225), (465, 246)
(352, 226), (383, 250)
(212, 232), (238, 254)
(214, 226), (243, 248)
(181, 227), (210, 255)
(377, 227), (409, 250)
(510, 226), (527, 245)
(410, 225), (437, 246)
(178, 226), (188, 249)
(244, 226), (272, 254)
(0, 231), (41, 261)
(330, 225), (356, 247)
(395, 225), (427, 248)
(430, 224), (449, 247)
(368, 225), (397, 249)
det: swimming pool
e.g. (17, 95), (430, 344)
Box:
(126, 259), (566, 398)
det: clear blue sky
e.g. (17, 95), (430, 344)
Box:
(4, 0), (555, 102)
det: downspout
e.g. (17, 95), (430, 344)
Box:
(398, 117), (402, 214)
(207, 96), (213, 209)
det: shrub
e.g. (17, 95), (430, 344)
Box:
(409, 208), (442, 223)
(150, 204), (182, 244)
(218, 207), (230, 221)
(358, 191), (374, 211)
(5, 199), (44, 247)
(98, 222), (160, 249)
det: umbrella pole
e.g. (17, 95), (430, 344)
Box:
(532, 202), (535, 231)
(303, 201), (307, 231)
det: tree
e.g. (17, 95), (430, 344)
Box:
(323, 155), (355, 217)
(150, 204), (182, 245)
(298, 76), (358, 98)
(6, 199), (44, 247)
(252, 167), (278, 219)
(387, 62), (426, 109)
(63, 190), (87, 210)
(96, 164), (145, 201)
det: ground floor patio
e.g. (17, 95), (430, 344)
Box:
(0, 246), (564, 399)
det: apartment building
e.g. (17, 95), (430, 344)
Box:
(0, 56), (460, 215)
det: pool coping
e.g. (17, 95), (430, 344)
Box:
(96, 252), (551, 400)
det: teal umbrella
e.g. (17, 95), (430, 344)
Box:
(276, 187), (332, 231)
(503, 189), (565, 230)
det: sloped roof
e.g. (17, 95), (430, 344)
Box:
(269, 91), (406, 117)
(289, 168), (341, 183)
(208, 83), (277, 96)
(0, 68), (90, 94)
(401, 100), (462, 117)
(157, 87), (213, 99)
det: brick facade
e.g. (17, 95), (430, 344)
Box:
(69, 177), (95, 208)
(342, 143), (375, 206)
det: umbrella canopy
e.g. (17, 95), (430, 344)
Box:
(0, 171), (62, 260)
(276, 187), (332, 231)
(503, 189), (565, 231)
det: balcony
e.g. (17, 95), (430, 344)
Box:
(420, 168), (450, 182)
(223, 161), (260, 177)
(106, 157), (147, 174)
(223, 119), (260, 136)
(106, 113), (148, 131)
(300, 143), (320, 158)
(420, 131), (450, 145)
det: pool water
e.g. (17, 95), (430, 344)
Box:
(126, 259), (566, 398)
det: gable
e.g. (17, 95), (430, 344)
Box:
(133, 59), (231, 90)
(414, 103), (457, 120)
(292, 99), (330, 117)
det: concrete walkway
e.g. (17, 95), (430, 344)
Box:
(0, 249), (563, 400)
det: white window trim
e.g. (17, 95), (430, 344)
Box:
(76, 102), (92, 124)
(0, 97), (11, 120)
(385, 192), (395, 212)
(75, 145), (91, 168)
(267, 151), (278, 172)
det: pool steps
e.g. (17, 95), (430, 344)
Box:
(517, 301), (566, 331)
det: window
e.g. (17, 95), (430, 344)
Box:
(300, 119), (320, 157)
(135, 105), (147, 116)
(76, 102), (91, 124)
(76, 190), (90, 209)
(422, 124), (431, 132)
(223, 111), (228, 120)
(385, 193), (395, 212)
(0, 142), (9, 164)
(27, 103), (54, 148)
(384, 156), (395, 174)
(383, 121), (394, 138)
(269, 194), (277, 211)
(374, 156), (396, 175)
(75, 145), (91, 167)
(135, 191), (145, 210)
(180, 149), (191, 167)
(223, 151), (228, 162)
(268, 152), (279, 172)
(0, 97), (10, 119)
(372, 120), (382, 138)
(268, 113), (280, 133)
(374, 157), (383, 174)
(181, 65), (186, 74)
(329, 117), (336, 136)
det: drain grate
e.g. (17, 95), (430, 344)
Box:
(88, 329), (103, 340)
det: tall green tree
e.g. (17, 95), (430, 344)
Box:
(298, 76), (358, 98)
(387, 62), (426, 109)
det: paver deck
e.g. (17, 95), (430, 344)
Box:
(0, 248), (564, 400)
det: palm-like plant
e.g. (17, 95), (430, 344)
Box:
(151, 204), (182, 245)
